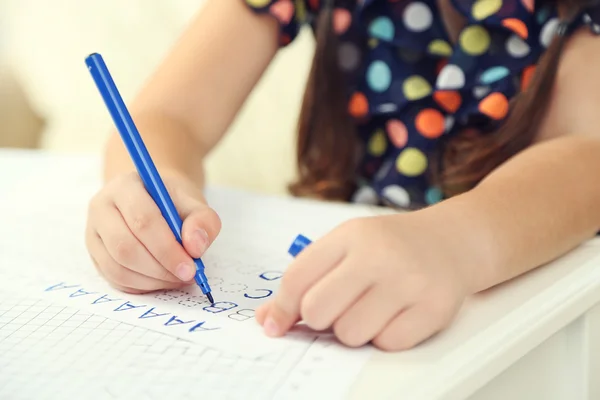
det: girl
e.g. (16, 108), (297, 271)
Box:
(86, 0), (600, 351)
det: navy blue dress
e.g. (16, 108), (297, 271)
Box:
(244, 0), (600, 208)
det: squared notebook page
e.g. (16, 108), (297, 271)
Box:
(0, 293), (371, 400)
(0, 157), (382, 358)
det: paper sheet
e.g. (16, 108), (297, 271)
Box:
(0, 173), (383, 357)
(0, 294), (371, 400)
(0, 196), (306, 357)
(0, 179), (375, 398)
(0, 166), (376, 399)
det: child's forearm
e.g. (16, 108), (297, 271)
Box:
(427, 134), (600, 293)
(103, 0), (280, 189)
(103, 110), (208, 187)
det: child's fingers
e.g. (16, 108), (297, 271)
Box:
(180, 198), (222, 259)
(262, 234), (347, 337)
(372, 304), (439, 352)
(332, 286), (403, 348)
(94, 202), (184, 284)
(299, 258), (372, 331)
(90, 254), (148, 295)
(255, 302), (270, 325)
(112, 183), (197, 282)
(88, 231), (185, 292)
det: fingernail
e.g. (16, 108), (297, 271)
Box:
(264, 317), (280, 337)
(193, 229), (209, 255)
(175, 263), (196, 281)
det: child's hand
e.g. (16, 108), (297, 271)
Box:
(85, 170), (221, 294)
(255, 213), (478, 351)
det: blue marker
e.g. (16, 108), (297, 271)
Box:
(85, 53), (213, 304)
(288, 234), (312, 258)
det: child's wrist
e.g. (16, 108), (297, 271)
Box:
(420, 192), (504, 294)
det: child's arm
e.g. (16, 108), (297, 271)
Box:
(255, 29), (600, 351)
(438, 29), (600, 293)
(103, 0), (280, 186)
(86, 0), (281, 294)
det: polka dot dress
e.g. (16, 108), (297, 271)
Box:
(244, 0), (600, 209)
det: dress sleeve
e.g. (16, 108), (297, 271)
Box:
(242, 0), (315, 46)
(583, 3), (600, 35)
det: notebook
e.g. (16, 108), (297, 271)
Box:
(0, 165), (378, 399)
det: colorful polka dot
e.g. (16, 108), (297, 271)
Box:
(338, 42), (361, 71)
(428, 40), (453, 56)
(416, 109), (445, 138)
(246, 0), (271, 7)
(403, 76), (432, 100)
(502, 18), (528, 39)
(333, 8), (352, 34)
(506, 34), (530, 57)
(425, 187), (444, 204)
(295, 0), (307, 22)
(378, 103), (398, 113)
(436, 64), (466, 90)
(369, 16), (395, 40)
(536, 6), (550, 24)
(473, 85), (491, 99)
(521, 65), (536, 91)
(480, 66), (510, 84)
(269, 0), (294, 24)
(375, 160), (394, 181)
(382, 185), (411, 207)
(445, 116), (455, 132)
(403, 3), (433, 32)
(366, 61), (392, 92)
(245, 0), (590, 211)
(352, 186), (379, 205)
(540, 18), (559, 47)
(584, 14), (600, 34)
(472, 0), (502, 20)
(386, 119), (408, 148)
(368, 129), (388, 156)
(396, 148), (428, 176)
(348, 92), (369, 118)
(479, 92), (509, 120)
(433, 91), (462, 113)
(521, 0), (534, 12)
(459, 25), (491, 55)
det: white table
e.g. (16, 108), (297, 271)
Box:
(1, 149), (599, 400)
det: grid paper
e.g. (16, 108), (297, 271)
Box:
(0, 296), (317, 400)
(0, 162), (374, 399)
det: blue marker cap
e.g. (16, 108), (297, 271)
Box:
(288, 234), (312, 257)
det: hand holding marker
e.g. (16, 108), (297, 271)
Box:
(85, 53), (214, 304)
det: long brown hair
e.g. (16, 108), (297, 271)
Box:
(289, 0), (589, 202)
(288, 1), (361, 200)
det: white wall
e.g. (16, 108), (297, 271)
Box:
(0, 0), (314, 195)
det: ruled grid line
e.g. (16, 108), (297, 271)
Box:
(0, 296), (314, 400)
